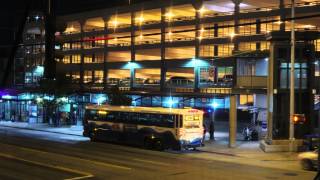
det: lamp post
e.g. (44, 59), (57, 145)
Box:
(289, 0), (295, 150)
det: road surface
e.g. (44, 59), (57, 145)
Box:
(0, 126), (316, 180)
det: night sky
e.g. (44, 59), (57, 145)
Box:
(0, 0), (148, 57)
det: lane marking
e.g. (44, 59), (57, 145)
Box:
(0, 152), (94, 180)
(133, 158), (170, 166)
(0, 142), (132, 171)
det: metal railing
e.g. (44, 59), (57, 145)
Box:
(166, 79), (194, 88)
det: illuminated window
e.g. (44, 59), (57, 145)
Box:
(71, 55), (81, 64)
(316, 39), (320, 52)
(135, 69), (160, 86)
(217, 21), (234, 37)
(95, 53), (104, 63)
(260, 41), (270, 51)
(70, 71), (80, 83)
(239, 42), (256, 51)
(63, 43), (71, 50)
(200, 45), (214, 58)
(260, 16), (280, 33)
(165, 26), (195, 42)
(239, 19), (256, 36)
(280, 63), (308, 89)
(84, 55), (93, 63)
(165, 4), (195, 22)
(315, 61), (319, 77)
(84, 71), (93, 84)
(95, 36), (105, 48)
(94, 71), (104, 84)
(62, 56), (70, 64)
(218, 44), (233, 57)
(83, 38), (93, 49)
(72, 40), (81, 50)
(239, 95), (254, 106)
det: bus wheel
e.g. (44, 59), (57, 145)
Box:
(153, 139), (164, 151)
(144, 138), (153, 150)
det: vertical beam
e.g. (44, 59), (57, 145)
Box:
(130, 11), (136, 89)
(267, 40), (275, 142)
(279, 0), (286, 31)
(232, 0), (242, 52)
(194, 4), (202, 92)
(256, 19), (261, 50)
(229, 95), (237, 148)
(79, 20), (85, 90)
(160, 7), (166, 91)
(103, 17), (110, 90)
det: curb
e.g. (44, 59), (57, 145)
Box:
(197, 149), (237, 157)
(0, 124), (84, 137)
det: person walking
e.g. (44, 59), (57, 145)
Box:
(202, 122), (207, 146)
(209, 120), (215, 141)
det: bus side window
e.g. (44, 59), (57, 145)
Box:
(131, 113), (139, 124)
(119, 112), (130, 123)
(161, 114), (174, 128)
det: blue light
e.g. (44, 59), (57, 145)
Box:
(183, 58), (210, 67)
(122, 62), (141, 69)
(34, 66), (44, 76)
(92, 94), (107, 105)
(164, 97), (177, 108)
(2, 95), (14, 100)
(18, 94), (31, 100)
(211, 102), (219, 109)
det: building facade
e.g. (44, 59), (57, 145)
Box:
(0, 0), (319, 139)
(55, 0), (319, 115)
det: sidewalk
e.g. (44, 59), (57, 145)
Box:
(192, 131), (304, 171)
(0, 121), (83, 136)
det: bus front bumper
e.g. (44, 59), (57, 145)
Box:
(180, 138), (203, 149)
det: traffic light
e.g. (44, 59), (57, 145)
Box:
(292, 114), (306, 124)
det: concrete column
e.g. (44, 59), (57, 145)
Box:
(232, 0), (242, 52)
(160, 7), (166, 91)
(279, 0), (286, 31)
(130, 11), (136, 89)
(103, 17), (110, 90)
(256, 19), (261, 50)
(79, 19), (86, 90)
(229, 95), (237, 148)
(266, 42), (275, 142)
(194, 6), (201, 91)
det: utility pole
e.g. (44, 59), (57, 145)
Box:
(289, 0), (295, 150)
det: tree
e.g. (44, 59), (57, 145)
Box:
(36, 74), (73, 125)
(108, 86), (132, 106)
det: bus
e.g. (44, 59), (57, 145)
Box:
(83, 105), (204, 151)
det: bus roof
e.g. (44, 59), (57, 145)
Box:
(85, 105), (203, 115)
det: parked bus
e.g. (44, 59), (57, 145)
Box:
(83, 105), (204, 151)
